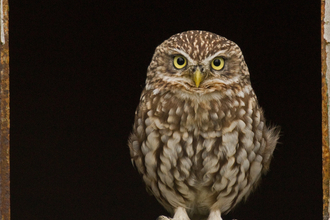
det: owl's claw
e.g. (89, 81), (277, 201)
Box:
(157, 216), (172, 220)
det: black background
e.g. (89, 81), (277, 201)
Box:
(9, 1), (321, 220)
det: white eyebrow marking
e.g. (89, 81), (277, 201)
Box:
(170, 48), (197, 65)
(201, 50), (229, 66)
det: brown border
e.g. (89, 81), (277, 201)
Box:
(322, 1), (330, 220)
(0, 0), (10, 219)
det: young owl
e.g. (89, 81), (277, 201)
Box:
(128, 30), (279, 220)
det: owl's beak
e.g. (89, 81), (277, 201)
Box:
(192, 67), (204, 88)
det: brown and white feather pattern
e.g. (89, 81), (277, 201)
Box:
(129, 30), (279, 220)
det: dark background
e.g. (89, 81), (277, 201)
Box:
(9, 1), (321, 220)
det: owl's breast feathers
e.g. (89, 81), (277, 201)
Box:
(128, 87), (279, 214)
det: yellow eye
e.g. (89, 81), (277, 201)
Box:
(211, 57), (225, 70)
(173, 56), (187, 69)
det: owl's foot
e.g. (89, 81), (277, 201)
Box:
(157, 216), (172, 220)
(157, 207), (190, 220)
(207, 210), (222, 220)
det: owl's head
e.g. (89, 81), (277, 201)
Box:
(146, 30), (251, 96)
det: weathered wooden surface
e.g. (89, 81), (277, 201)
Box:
(322, 1), (330, 219)
(0, 0), (10, 219)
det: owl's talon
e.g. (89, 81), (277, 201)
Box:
(157, 215), (172, 220)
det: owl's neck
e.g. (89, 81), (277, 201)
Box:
(172, 89), (225, 104)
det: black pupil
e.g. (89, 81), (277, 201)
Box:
(177, 57), (185, 65)
(213, 59), (221, 66)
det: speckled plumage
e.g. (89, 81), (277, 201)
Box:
(128, 30), (279, 220)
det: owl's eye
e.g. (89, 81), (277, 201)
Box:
(173, 56), (187, 69)
(211, 57), (225, 70)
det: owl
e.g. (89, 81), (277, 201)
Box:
(128, 30), (279, 220)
